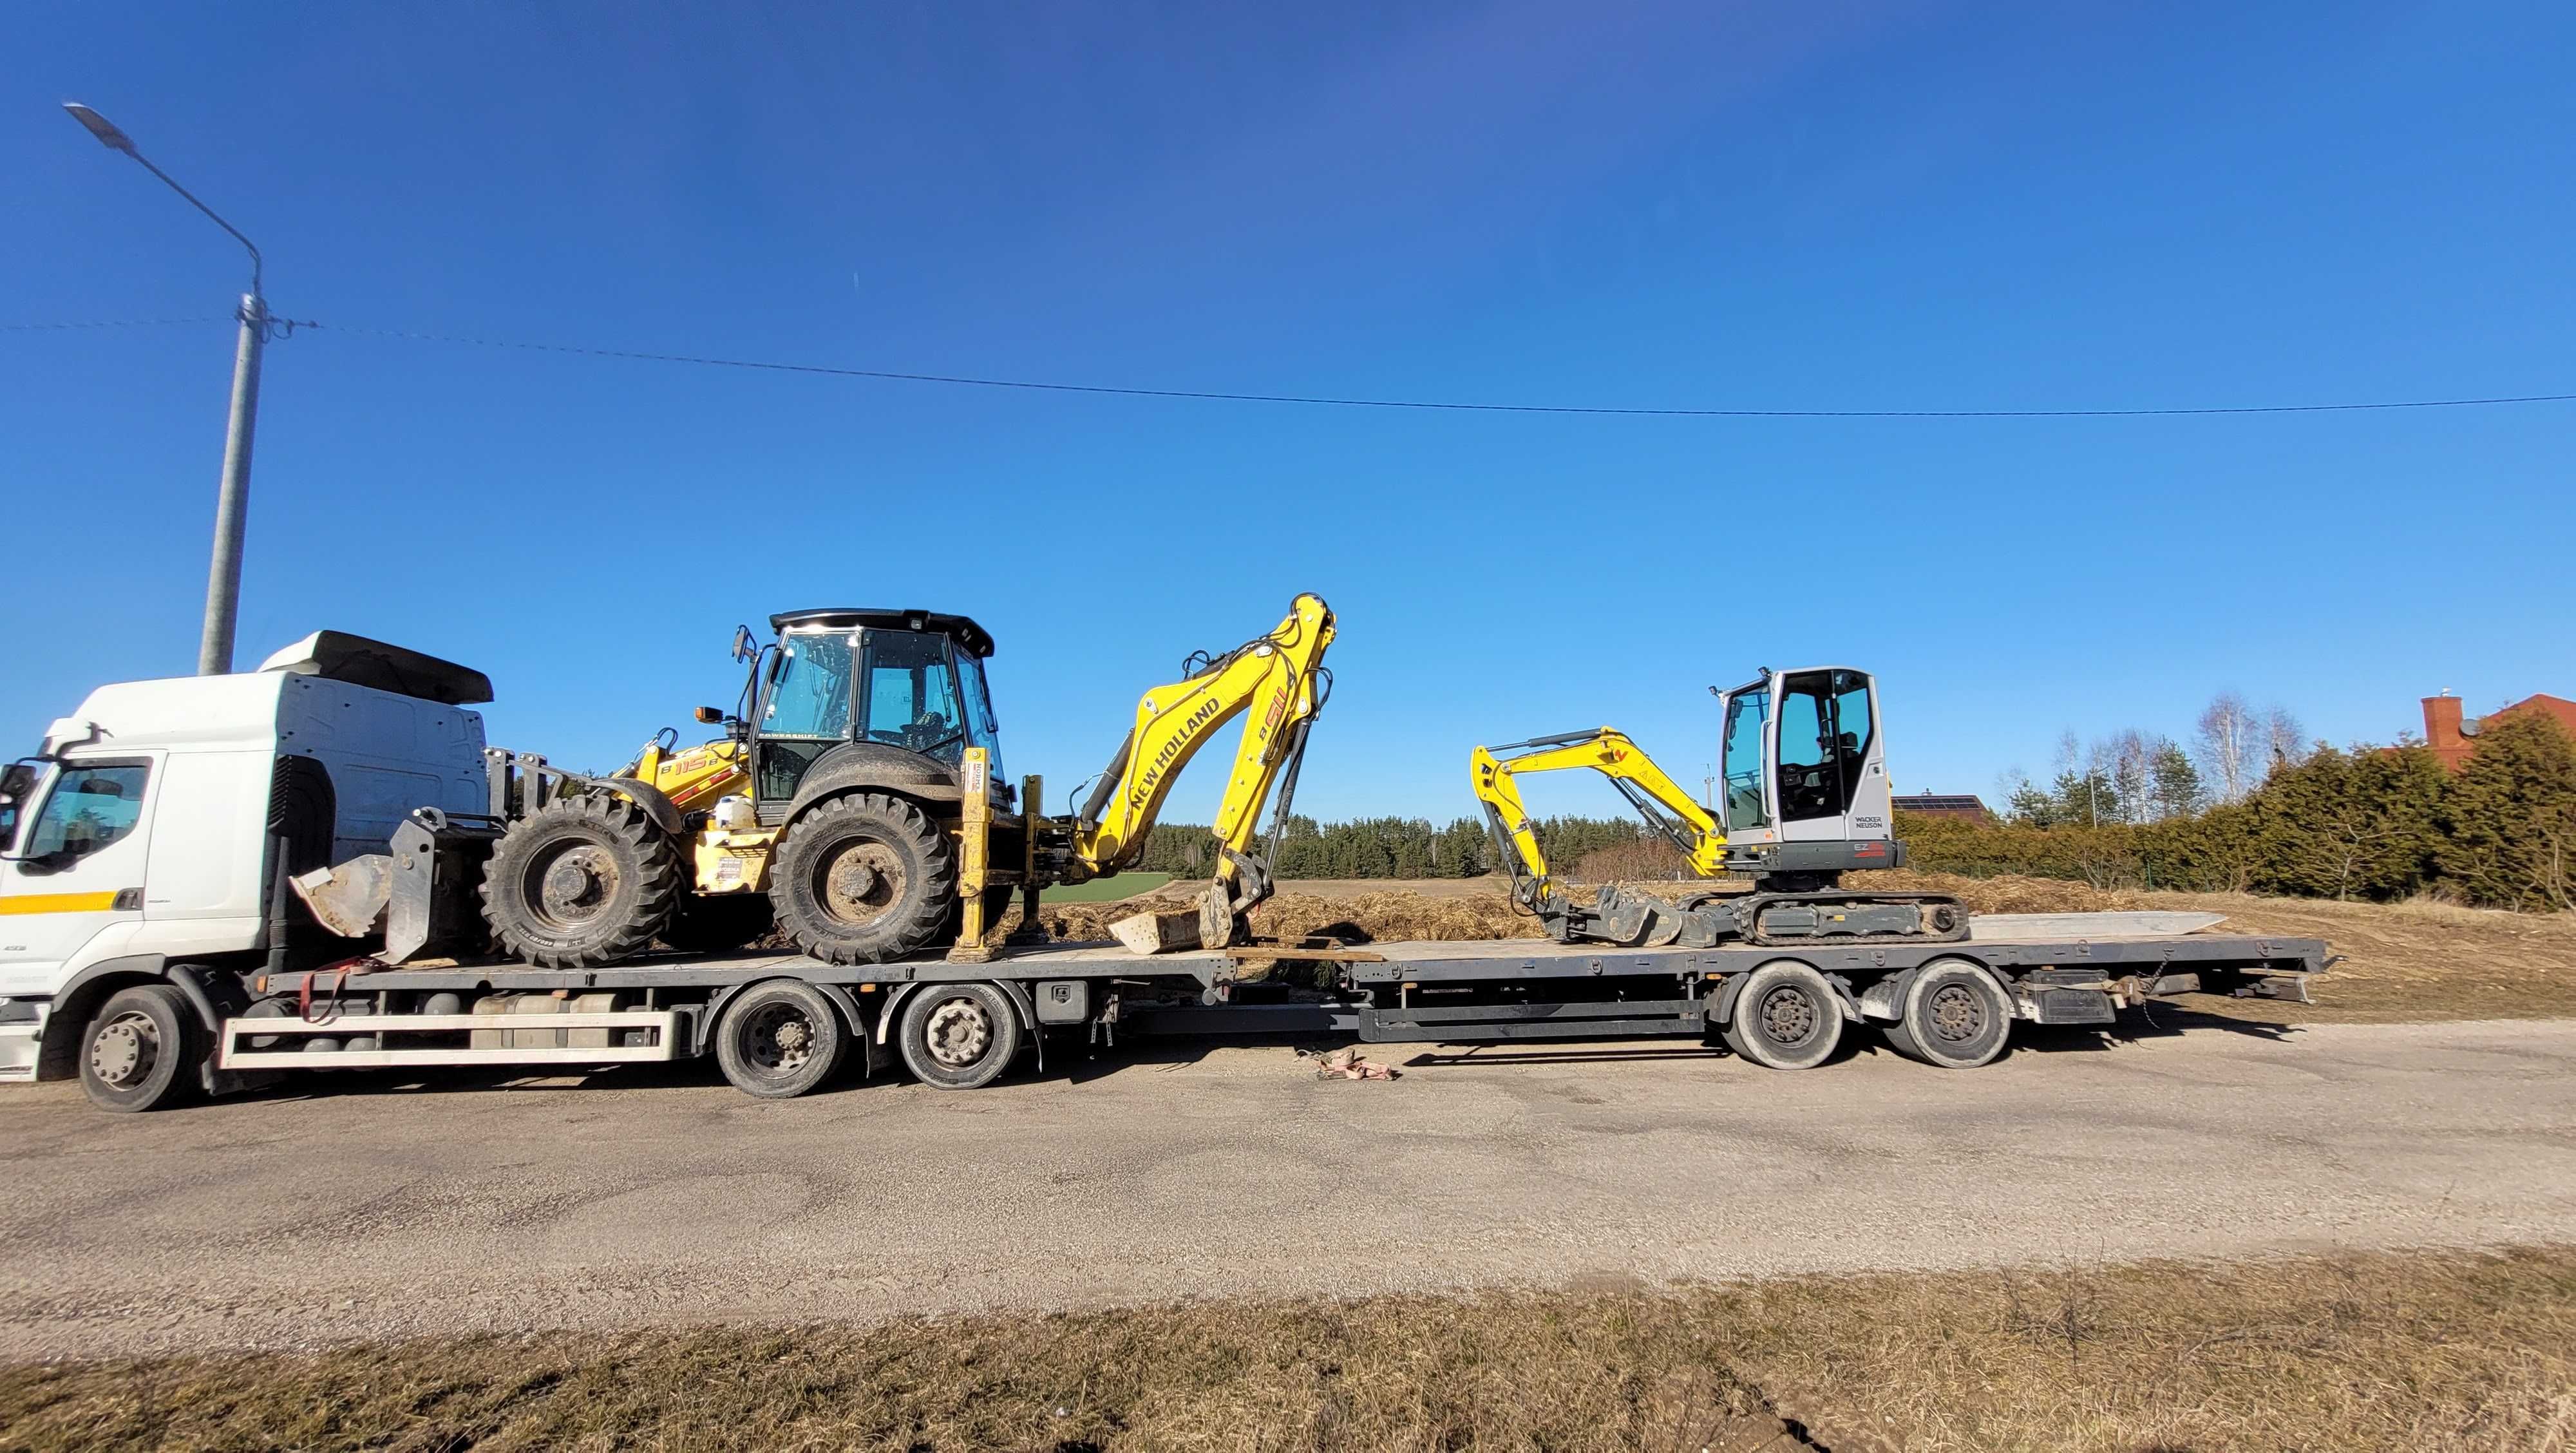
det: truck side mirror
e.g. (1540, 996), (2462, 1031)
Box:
(730, 625), (756, 663)
(694, 707), (724, 724)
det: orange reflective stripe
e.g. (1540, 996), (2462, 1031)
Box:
(0, 891), (126, 915)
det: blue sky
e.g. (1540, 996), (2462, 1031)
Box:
(6, 1), (2571, 826)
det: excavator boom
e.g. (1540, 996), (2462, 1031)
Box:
(1070, 593), (1335, 946)
(1470, 728), (1727, 926)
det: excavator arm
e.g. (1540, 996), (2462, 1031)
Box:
(1470, 728), (1728, 920)
(1070, 593), (1336, 947)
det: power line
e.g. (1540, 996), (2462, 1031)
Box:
(23, 313), (2576, 417)
(1, 316), (231, 332)
(300, 323), (2576, 418)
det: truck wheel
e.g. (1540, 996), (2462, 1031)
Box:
(661, 892), (777, 956)
(769, 793), (956, 964)
(1882, 958), (2012, 1068)
(482, 794), (685, 968)
(1719, 960), (1843, 1070)
(80, 985), (202, 1112)
(714, 981), (849, 1099)
(898, 982), (1021, 1090)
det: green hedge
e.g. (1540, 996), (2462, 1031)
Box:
(1902, 712), (2575, 909)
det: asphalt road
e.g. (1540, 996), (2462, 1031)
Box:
(6, 1016), (2575, 1359)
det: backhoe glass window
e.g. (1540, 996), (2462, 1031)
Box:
(1721, 689), (1771, 831)
(765, 633), (856, 739)
(1776, 672), (1841, 822)
(862, 631), (966, 763)
(25, 763), (149, 864)
(960, 655), (1004, 781)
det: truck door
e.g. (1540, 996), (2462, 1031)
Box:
(0, 754), (163, 989)
(1772, 670), (1889, 845)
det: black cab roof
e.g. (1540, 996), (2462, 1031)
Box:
(769, 609), (994, 658)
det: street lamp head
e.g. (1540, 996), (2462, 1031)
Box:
(62, 102), (137, 154)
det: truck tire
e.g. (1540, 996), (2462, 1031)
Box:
(481, 794), (685, 968)
(1882, 958), (2012, 1069)
(898, 982), (1021, 1090)
(661, 892), (777, 956)
(80, 985), (202, 1112)
(769, 793), (956, 964)
(714, 980), (849, 1099)
(1719, 960), (1843, 1070)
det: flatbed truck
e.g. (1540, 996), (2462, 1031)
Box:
(1, 631), (2323, 1112)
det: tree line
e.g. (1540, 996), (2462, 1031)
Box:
(1128, 814), (1671, 882)
(1917, 710), (2575, 910)
(1130, 708), (2576, 913)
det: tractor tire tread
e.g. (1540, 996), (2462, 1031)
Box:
(480, 793), (685, 969)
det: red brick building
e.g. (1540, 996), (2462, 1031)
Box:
(2420, 692), (2576, 772)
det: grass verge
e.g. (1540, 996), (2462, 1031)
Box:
(7, 1246), (2572, 1452)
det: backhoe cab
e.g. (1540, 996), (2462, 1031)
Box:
(467, 596), (1334, 971)
(1470, 667), (1965, 948)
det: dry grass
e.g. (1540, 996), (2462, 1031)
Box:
(6, 1246), (2573, 1452)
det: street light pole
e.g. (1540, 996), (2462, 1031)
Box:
(64, 102), (268, 676)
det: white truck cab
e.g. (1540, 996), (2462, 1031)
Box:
(0, 632), (489, 1087)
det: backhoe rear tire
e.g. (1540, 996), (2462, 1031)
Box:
(481, 794), (685, 968)
(770, 793), (956, 964)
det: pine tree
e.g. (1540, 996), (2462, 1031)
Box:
(2436, 714), (2576, 910)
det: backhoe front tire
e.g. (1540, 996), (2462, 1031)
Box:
(770, 793), (956, 964)
(482, 794), (685, 968)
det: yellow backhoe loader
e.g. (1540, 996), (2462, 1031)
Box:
(1470, 666), (1965, 948)
(474, 594), (1335, 969)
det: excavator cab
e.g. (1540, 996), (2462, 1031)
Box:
(1714, 667), (1897, 880)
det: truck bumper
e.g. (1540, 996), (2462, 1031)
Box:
(0, 1009), (43, 1083)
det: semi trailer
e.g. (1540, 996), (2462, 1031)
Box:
(1, 632), (2324, 1112)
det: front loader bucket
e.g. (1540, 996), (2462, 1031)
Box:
(384, 809), (506, 964)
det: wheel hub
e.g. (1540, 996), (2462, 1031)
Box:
(88, 1012), (155, 1086)
(1759, 986), (1817, 1046)
(1928, 983), (1984, 1042)
(746, 1003), (815, 1072)
(822, 842), (904, 926)
(537, 845), (620, 921)
(923, 999), (991, 1067)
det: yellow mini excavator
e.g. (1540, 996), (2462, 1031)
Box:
(1469, 666), (1966, 948)
(472, 594), (1336, 968)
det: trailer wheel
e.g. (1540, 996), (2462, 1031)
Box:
(714, 981), (849, 1099)
(898, 982), (1021, 1090)
(79, 985), (202, 1112)
(1882, 958), (2012, 1069)
(1719, 961), (1842, 1070)
(770, 793), (956, 965)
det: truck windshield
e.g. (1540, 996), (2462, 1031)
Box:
(764, 632), (856, 738)
(1721, 686), (1770, 832)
